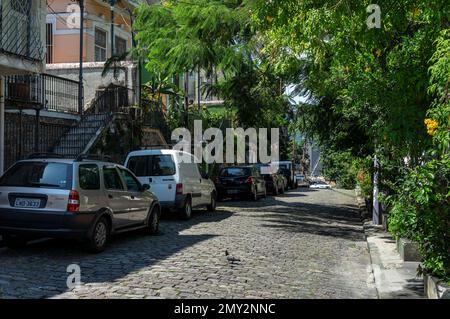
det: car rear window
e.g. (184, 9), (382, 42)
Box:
(127, 155), (176, 177)
(220, 167), (251, 177)
(0, 162), (72, 189)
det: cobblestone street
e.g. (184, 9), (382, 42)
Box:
(0, 188), (377, 299)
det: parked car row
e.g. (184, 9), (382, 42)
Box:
(0, 150), (304, 253)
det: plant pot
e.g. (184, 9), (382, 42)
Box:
(424, 274), (450, 299)
(396, 238), (421, 262)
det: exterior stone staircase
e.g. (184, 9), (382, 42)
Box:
(53, 114), (109, 157)
(52, 84), (133, 158)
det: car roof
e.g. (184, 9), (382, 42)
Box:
(16, 158), (125, 168)
(127, 149), (185, 156)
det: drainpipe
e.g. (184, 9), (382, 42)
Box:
(0, 76), (4, 174)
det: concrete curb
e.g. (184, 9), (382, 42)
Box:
(424, 274), (450, 299)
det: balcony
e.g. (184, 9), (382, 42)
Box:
(0, 0), (45, 74)
(5, 74), (79, 114)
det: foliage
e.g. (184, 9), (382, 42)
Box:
(134, 0), (290, 132)
(386, 156), (450, 280)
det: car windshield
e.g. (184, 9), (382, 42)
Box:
(0, 162), (72, 189)
(220, 167), (251, 177)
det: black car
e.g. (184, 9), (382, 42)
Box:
(215, 166), (266, 201)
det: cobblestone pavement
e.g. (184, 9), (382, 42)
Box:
(0, 188), (377, 299)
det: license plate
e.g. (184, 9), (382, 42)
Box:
(227, 190), (239, 194)
(14, 198), (41, 208)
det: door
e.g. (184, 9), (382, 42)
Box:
(178, 160), (203, 207)
(126, 154), (176, 206)
(118, 168), (150, 224)
(102, 166), (131, 229)
(197, 164), (211, 206)
(253, 168), (265, 195)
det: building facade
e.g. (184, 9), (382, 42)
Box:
(45, 0), (139, 107)
(0, 0), (47, 173)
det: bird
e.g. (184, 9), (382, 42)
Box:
(225, 249), (241, 263)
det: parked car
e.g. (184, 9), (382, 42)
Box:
(0, 154), (160, 252)
(296, 174), (310, 187)
(255, 164), (284, 195)
(310, 181), (332, 189)
(214, 166), (266, 201)
(125, 149), (216, 220)
(273, 161), (298, 189)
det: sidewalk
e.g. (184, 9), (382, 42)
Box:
(364, 222), (424, 299)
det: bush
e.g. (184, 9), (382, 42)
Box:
(386, 156), (450, 281)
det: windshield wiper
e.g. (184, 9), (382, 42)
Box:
(29, 182), (61, 188)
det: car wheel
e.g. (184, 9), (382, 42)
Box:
(3, 235), (28, 249)
(179, 197), (192, 220)
(85, 217), (110, 253)
(207, 193), (217, 212)
(252, 187), (258, 201)
(146, 205), (160, 235)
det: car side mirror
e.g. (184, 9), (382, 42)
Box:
(142, 184), (151, 191)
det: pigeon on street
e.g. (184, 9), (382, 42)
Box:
(225, 250), (241, 263)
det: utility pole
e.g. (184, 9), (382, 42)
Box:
(78, 0), (85, 115)
(110, 0), (116, 57)
(0, 76), (4, 174)
(184, 71), (189, 128)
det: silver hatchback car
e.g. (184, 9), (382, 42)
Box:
(0, 154), (161, 252)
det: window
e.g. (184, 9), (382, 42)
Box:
(103, 167), (124, 190)
(79, 164), (100, 190)
(151, 155), (176, 176)
(46, 23), (53, 64)
(115, 36), (127, 56)
(127, 156), (147, 177)
(0, 162), (72, 189)
(95, 28), (107, 62)
(127, 155), (176, 177)
(219, 167), (251, 177)
(119, 169), (141, 192)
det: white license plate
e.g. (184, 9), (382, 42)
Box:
(14, 198), (41, 208)
(227, 190), (239, 194)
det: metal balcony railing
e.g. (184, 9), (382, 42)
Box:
(0, 0), (45, 61)
(5, 74), (80, 114)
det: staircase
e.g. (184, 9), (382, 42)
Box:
(53, 84), (134, 158)
(53, 114), (110, 157)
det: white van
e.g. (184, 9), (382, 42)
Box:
(124, 149), (217, 219)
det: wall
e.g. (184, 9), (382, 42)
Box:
(4, 112), (76, 169)
(46, 61), (138, 108)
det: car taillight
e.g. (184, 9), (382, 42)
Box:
(176, 183), (183, 195)
(67, 190), (80, 213)
(246, 176), (254, 184)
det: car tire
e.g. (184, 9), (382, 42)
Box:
(3, 235), (27, 249)
(85, 217), (110, 253)
(252, 187), (258, 201)
(179, 197), (192, 220)
(207, 192), (217, 212)
(146, 205), (160, 235)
